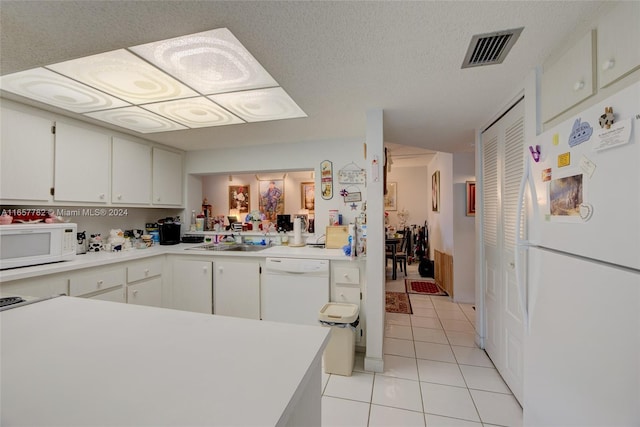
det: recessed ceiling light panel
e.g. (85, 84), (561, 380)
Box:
(47, 49), (199, 104)
(85, 106), (188, 133)
(130, 28), (278, 95)
(142, 97), (244, 128)
(0, 68), (130, 113)
(209, 87), (307, 122)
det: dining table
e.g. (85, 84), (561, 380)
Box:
(385, 237), (400, 280)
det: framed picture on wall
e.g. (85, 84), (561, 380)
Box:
(301, 182), (315, 213)
(258, 180), (285, 221)
(229, 185), (250, 214)
(466, 181), (476, 216)
(384, 182), (397, 211)
(432, 171), (440, 212)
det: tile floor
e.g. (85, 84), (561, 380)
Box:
(320, 263), (523, 427)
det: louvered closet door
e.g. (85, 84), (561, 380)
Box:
(481, 99), (525, 404)
(482, 124), (501, 371)
(501, 104), (525, 404)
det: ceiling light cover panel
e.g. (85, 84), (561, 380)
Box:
(47, 49), (198, 104)
(85, 106), (187, 133)
(142, 97), (244, 128)
(130, 28), (278, 94)
(0, 68), (130, 113)
(209, 87), (307, 122)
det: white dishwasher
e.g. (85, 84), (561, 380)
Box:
(261, 258), (329, 326)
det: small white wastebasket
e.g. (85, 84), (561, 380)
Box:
(318, 302), (360, 376)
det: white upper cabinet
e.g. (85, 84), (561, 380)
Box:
(0, 107), (54, 202)
(541, 30), (595, 123)
(112, 137), (151, 205)
(54, 122), (110, 203)
(597, 1), (640, 89)
(152, 147), (183, 206)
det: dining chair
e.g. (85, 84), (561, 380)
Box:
(394, 228), (410, 276)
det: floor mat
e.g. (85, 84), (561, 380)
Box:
(385, 291), (412, 314)
(405, 279), (448, 296)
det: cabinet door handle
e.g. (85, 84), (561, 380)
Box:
(218, 267), (223, 273)
(132, 290), (138, 296)
(602, 59), (615, 71)
(573, 80), (585, 91)
(97, 279), (104, 288)
(203, 266), (208, 273)
(99, 193), (105, 200)
(144, 268), (150, 276)
(116, 194), (122, 200)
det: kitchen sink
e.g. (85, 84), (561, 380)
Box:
(187, 243), (269, 252)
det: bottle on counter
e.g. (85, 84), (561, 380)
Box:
(190, 210), (197, 232)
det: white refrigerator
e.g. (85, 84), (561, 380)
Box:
(517, 81), (640, 426)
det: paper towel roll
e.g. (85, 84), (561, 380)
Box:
(293, 217), (302, 245)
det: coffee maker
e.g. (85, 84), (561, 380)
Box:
(276, 214), (292, 231)
(158, 218), (181, 245)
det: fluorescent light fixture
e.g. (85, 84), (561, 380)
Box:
(209, 87), (307, 122)
(85, 106), (188, 133)
(130, 28), (278, 95)
(47, 49), (199, 104)
(1, 28), (306, 134)
(141, 97), (244, 128)
(0, 67), (130, 113)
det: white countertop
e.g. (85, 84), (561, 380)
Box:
(1, 296), (330, 426)
(0, 243), (363, 282)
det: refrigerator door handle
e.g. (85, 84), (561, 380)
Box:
(515, 157), (538, 331)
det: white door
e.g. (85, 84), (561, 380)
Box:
(481, 99), (525, 403)
(112, 137), (151, 204)
(172, 258), (212, 314)
(54, 122), (110, 203)
(524, 247), (640, 426)
(152, 147), (182, 206)
(0, 107), (54, 202)
(213, 258), (260, 319)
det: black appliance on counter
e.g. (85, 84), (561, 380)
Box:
(276, 214), (292, 232)
(158, 218), (181, 245)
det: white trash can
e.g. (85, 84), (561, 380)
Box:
(318, 302), (360, 376)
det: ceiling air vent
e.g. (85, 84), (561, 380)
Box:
(461, 27), (523, 69)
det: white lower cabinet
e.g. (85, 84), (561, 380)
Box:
(127, 278), (162, 307)
(0, 274), (68, 298)
(126, 257), (164, 308)
(171, 257), (213, 314)
(90, 287), (126, 303)
(331, 262), (365, 347)
(69, 266), (125, 300)
(214, 257), (261, 320)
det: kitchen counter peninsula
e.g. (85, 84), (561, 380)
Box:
(1, 296), (329, 426)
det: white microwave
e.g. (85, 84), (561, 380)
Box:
(0, 223), (77, 270)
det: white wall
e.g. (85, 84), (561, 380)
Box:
(452, 152), (476, 303)
(200, 171), (315, 220)
(385, 165), (429, 230)
(185, 139), (367, 235)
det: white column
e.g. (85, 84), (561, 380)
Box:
(364, 108), (385, 373)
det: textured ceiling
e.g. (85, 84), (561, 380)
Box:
(0, 1), (605, 153)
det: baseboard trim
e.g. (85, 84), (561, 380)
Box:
(364, 356), (384, 373)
